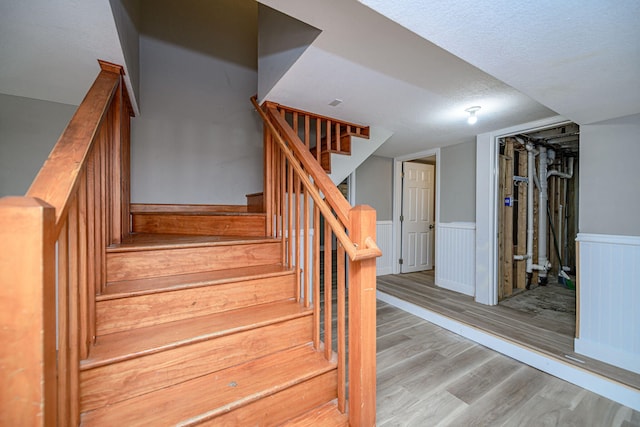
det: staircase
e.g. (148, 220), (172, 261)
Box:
(0, 63), (379, 426)
(79, 229), (346, 425)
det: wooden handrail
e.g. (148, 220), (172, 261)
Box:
(251, 96), (381, 262)
(27, 63), (124, 234)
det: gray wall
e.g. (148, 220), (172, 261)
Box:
(355, 155), (392, 220)
(0, 94), (76, 197)
(109, 0), (141, 104)
(258, 4), (321, 101)
(440, 140), (476, 222)
(580, 113), (640, 236)
(131, 0), (262, 204)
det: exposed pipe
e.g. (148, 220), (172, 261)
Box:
(525, 143), (536, 276)
(537, 146), (550, 285)
(547, 157), (574, 179)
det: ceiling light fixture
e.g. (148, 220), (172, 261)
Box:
(465, 106), (481, 125)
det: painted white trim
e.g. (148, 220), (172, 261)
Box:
(376, 220), (394, 276)
(475, 115), (570, 306)
(348, 171), (356, 205)
(438, 221), (476, 230)
(377, 291), (640, 412)
(577, 233), (640, 246)
(392, 148), (440, 275)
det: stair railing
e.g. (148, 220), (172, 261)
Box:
(0, 61), (133, 426)
(252, 96), (381, 426)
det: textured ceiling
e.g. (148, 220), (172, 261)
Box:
(359, 0), (640, 125)
(259, 0), (557, 157)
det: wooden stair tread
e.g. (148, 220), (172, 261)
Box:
(83, 300), (310, 370)
(108, 233), (278, 252)
(101, 263), (293, 299)
(81, 344), (336, 427)
(278, 400), (348, 426)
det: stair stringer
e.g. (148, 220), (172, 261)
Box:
(328, 126), (393, 185)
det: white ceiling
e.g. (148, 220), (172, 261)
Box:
(359, 0), (640, 126)
(2, 0), (637, 159)
(0, 1), (130, 108)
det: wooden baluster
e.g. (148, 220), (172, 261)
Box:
(294, 172), (300, 301)
(337, 242), (346, 412)
(280, 150), (286, 263)
(264, 125), (273, 236)
(99, 126), (107, 295)
(323, 216), (332, 360)
(78, 169), (90, 359)
(86, 150), (97, 348)
(67, 194), (81, 426)
(0, 197), (56, 427)
(110, 82), (123, 244)
(292, 111), (298, 136)
(326, 120), (332, 156)
(316, 118), (321, 162)
(348, 205), (378, 427)
(335, 122), (340, 152)
(313, 204), (321, 349)
(303, 186), (310, 308)
(57, 219), (70, 426)
(304, 114), (310, 149)
(287, 160), (293, 268)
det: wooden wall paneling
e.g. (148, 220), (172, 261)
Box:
(323, 216), (332, 361)
(516, 149), (527, 289)
(0, 198), (57, 427)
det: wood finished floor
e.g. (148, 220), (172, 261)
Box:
(377, 270), (640, 391)
(376, 301), (640, 426)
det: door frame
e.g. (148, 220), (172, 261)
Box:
(392, 148), (440, 275)
(475, 115), (570, 305)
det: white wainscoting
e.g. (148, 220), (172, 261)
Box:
(435, 222), (476, 296)
(574, 233), (640, 374)
(376, 221), (394, 276)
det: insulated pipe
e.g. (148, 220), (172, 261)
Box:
(538, 147), (549, 284)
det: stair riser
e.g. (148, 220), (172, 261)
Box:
(195, 371), (338, 427)
(131, 213), (266, 236)
(81, 316), (312, 412)
(96, 274), (296, 334)
(106, 241), (281, 282)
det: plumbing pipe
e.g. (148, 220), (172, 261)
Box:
(558, 203), (563, 271)
(514, 254), (531, 261)
(525, 143), (536, 275)
(547, 157), (574, 179)
(538, 146), (549, 285)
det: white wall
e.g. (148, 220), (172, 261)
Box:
(131, 0), (263, 205)
(0, 94), (76, 197)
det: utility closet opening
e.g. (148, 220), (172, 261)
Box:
(496, 123), (579, 336)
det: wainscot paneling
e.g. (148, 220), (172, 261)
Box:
(575, 233), (640, 375)
(436, 222), (475, 296)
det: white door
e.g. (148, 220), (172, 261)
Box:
(401, 162), (435, 273)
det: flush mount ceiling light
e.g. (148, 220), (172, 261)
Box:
(465, 106), (481, 125)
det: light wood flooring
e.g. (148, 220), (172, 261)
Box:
(376, 300), (640, 426)
(377, 270), (640, 391)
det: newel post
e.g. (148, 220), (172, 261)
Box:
(0, 197), (57, 426)
(348, 205), (377, 426)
